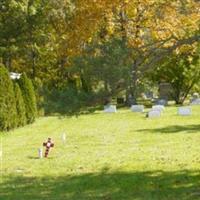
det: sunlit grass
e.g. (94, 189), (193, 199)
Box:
(1, 105), (200, 199)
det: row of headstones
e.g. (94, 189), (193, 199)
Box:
(146, 105), (192, 118)
(104, 104), (192, 118)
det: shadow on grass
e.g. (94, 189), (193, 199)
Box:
(27, 156), (40, 160)
(2, 169), (200, 200)
(138, 124), (200, 134)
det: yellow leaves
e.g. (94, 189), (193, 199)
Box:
(148, 0), (200, 49)
(180, 13), (200, 33)
(52, 0), (200, 59)
(176, 43), (198, 55)
(176, 44), (193, 54)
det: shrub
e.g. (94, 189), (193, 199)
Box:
(18, 73), (37, 124)
(0, 65), (17, 131)
(14, 83), (26, 126)
(43, 87), (91, 115)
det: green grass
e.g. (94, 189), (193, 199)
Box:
(1, 106), (200, 200)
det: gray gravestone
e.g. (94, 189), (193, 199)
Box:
(190, 98), (200, 105)
(157, 99), (167, 106)
(104, 105), (117, 113)
(131, 105), (144, 112)
(178, 107), (191, 116)
(152, 105), (165, 112)
(148, 110), (161, 118)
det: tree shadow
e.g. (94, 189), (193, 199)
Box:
(2, 169), (200, 200)
(138, 124), (200, 134)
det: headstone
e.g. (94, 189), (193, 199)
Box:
(104, 105), (117, 113)
(178, 107), (191, 116)
(131, 105), (144, 112)
(190, 98), (200, 105)
(156, 99), (167, 106)
(145, 91), (154, 99)
(38, 148), (43, 159)
(159, 82), (173, 100)
(152, 105), (165, 112)
(147, 110), (161, 118)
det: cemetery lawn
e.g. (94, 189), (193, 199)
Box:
(2, 106), (200, 200)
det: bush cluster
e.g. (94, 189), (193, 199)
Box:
(0, 65), (37, 131)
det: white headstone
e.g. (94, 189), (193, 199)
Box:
(178, 107), (191, 116)
(190, 98), (200, 105)
(152, 105), (165, 112)
(131, 105), (144, 112)
(148, 110), (161, 118)
(38, 148), (43, 159)
(104, 105), (117, 113)
(157, 99), (167, 106)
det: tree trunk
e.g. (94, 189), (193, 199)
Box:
(130, 2), (142, 105)
(131, 60), (139, 104)
(2, 53), (12, 71)
(80, 75), (90, 93)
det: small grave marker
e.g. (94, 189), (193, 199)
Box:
(157, 99), (167, 106)
(38, 148), (43, 159)
(43, 138), (54, 158)
(152, 105), (165, 112)
(104, 105), (117, 113)
(190, 98), (200, 105)
(131, 105), (144, 112)
(147, 110), (161, 118)
(178, 107), (191, 116)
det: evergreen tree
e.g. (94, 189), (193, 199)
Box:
(18, 73), (37, 124)
(0, 65), (17, 131)
(14, 83), (26, 126)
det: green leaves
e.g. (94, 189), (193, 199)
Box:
(0, 65), (17, 130)
(18, 73), (37, 124)
(152, 52), (200, 104)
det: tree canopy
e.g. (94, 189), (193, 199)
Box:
(0, 0), (200, 113)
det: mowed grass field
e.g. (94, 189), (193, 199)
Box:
(1, 106), (200, 200)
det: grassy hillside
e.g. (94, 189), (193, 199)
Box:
(1, 106), (200, 200)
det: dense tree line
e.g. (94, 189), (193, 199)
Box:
(0, 0), (200, 116)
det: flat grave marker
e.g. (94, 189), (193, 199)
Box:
(131, 105), (144, 112)
(147, 110), (161, 118)
(152, 105), (165, 112)
(157, 99), (168, 106)
(104, 105), (117, 113)
(178, 107), (191, 116)
(190, 98), (200, 105)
